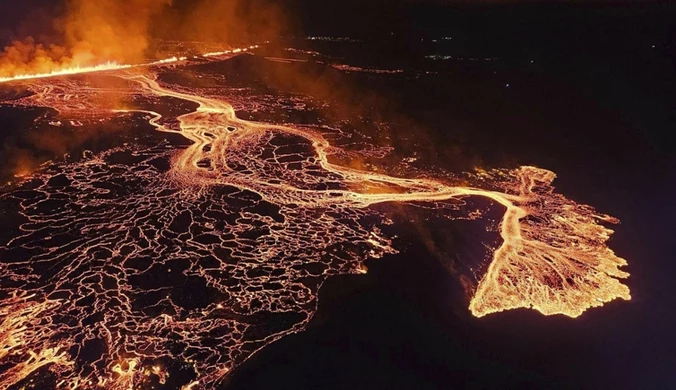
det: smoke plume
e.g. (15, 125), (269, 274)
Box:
(0, 0), (287, 78)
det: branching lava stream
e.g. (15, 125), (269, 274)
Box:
(0, 55), (630, 389)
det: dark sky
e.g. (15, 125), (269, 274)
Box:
(0, 0), (672, 39)
(3, 1), (671, 51)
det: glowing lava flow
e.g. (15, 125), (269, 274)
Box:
(0, 62), (133, 84)
(0, 58), (629, 389)
(0, 46), (257, 84)
(125, 74), (630, 318)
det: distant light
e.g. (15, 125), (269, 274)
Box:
(505, 83), (510, 88)
(652, 45), (656, 48)
(530, 60), (534, 64)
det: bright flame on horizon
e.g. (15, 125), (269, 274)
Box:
(0, 62), (132, 84)
(0, 45), (259, 84)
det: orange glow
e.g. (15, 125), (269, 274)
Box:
(0, 293), (72, 389)
(123, 74), (629, 319)
(0, 0), (171, 81)
(0, 45), (259, 84)
(0, 49), (630, 389)
(0, 62), (132, 83)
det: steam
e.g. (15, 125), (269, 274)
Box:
(0, 0), (169, 77)
(62, 0), (171, 63)
(158, 0), (288, 45)
(0, 0), (286, 78)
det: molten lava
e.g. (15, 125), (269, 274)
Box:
(0, 46), (257, 84)
(0, 62), (132, 84)
(0, 48), (630, 389)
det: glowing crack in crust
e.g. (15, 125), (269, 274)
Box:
(0, 54), (630, 388)
(0, 46), (257, 84)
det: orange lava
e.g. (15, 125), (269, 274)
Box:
(0, 62), (133, 84)
(0, 51), (630, 388)
(0, 46), (258, 84)
(123, 73), (630, 319)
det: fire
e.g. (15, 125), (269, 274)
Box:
(110, 358), (140, 390)
(0, 46), (259, 84)
(0, 294), (72, 389)
(467, 168), (631, 317)
(182, 381), (200, 390)
(0, 62), (131, 84)
(123, 73), (629, 319)
(0, 48), (630, 389)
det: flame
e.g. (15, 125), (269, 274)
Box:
(124, 74), (630, 319)
(110, 358), (140, 390)
(0, 293), (72, 389)
(0, 62), (131, 83)
(0, 45), (259, 84)
(0, 49), (630, 389)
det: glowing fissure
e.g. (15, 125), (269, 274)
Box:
(0, 46), (257, 84)
(0, 56), (629, 389)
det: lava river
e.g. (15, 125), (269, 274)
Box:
(0, 55), (630, 389)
